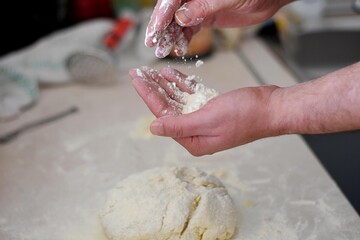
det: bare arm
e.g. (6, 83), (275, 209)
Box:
(271, 61), (360, 135)
(129, 62), (360, 156)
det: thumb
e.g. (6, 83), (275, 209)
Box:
(150, 114), (203, 138)
(174, 0), (229, 26)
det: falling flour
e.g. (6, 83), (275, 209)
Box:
(195, 60), (204, 68)
(181, 77), (219, 114)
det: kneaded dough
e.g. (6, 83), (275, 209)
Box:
(100, 166), (237, 240)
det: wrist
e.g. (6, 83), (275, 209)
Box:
(267, 84), (315, 136)
(248, 85), (286, 139)
(266, 86), (298, 136)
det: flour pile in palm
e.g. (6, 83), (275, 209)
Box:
(164, 72), (218, 114)
(134, 67), (219, 114)
(181, 76), (218, 114)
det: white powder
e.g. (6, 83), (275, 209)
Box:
(149, 68), (218, 114)
(155, 21), (188, 58)
(136, 69), (144, 78)
(181, 83), (218, 114)
(159, 0), (172, 11)
(186, 75), (196, 81)
(195, 60), (204, 68)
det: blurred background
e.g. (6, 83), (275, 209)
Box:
(0, 0), (359, 214)
(0, 0), (143, 56)
(258, 0), (360, 215)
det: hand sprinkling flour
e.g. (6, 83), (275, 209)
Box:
(154, 21), (189, 58)
(144, 0), (193, 58)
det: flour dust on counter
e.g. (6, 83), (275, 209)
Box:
(99, 166), (238, 240)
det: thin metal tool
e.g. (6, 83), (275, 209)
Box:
(0, 106), (78, 144)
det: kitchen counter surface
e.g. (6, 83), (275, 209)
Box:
(0, 39), (359, 240)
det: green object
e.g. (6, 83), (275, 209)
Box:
(0, 65), (38, 101)
(139, 0), (156, 7)
(112, 0), (140, 13)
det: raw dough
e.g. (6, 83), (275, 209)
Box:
(100, 166), (237, 240)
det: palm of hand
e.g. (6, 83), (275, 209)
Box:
(129, 66), (274, 155)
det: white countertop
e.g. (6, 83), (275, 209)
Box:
(0, 39), (359, 240)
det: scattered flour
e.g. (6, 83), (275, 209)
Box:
(195, 60), (204, 68)
(136, 69), (144, 78)
(155, 21), (188, 58)
(137, 67), (218, 114)
(186, 75), (195, 80)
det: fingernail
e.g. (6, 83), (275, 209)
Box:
(150, 120), (164, 135)
(175, 6), (192, 26)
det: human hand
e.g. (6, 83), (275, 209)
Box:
(129, 66), (279, 156)
(145, 0), (293, 57)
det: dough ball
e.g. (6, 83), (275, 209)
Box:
(100, 166), (237, 240)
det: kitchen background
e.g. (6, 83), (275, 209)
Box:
(0, 0), (359, 215)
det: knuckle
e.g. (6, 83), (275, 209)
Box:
(186, 137), (210, 157)
(191, 0), (211, 18)
(189, 150), (203, 157)
(167, 123), (184, 138)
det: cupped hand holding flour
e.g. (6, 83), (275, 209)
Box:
(129, 66), (279, 156)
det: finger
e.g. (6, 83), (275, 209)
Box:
(145, 0), (182, 48)
(143, 67), (185, 103)
(175, 136), (221, 156)
(136, 66), (183, 107)
(173, 28), (189, 57)
(173, 25), (201, 57)
(154, 21), (180, 58)
(160, 67), (197, 94)
(129, 67), (146, 79)
(175, 0), (233, 27)
(183, 25), (201, 43)
(149, 110), (217, 138)
(129, 68), (181, 117)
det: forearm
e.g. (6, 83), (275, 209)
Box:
(270, 61), (360, 135)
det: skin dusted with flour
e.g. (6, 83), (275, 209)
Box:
(145, 0), (190, 58)
(130, 66), (218, 115)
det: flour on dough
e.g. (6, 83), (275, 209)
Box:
(100, 166), (237, 240)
